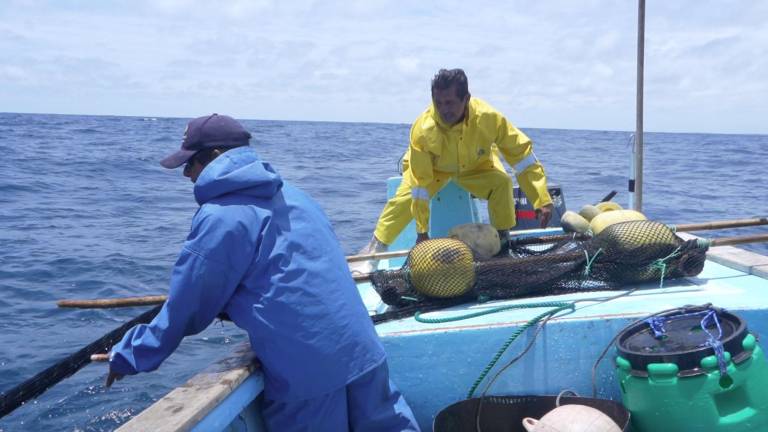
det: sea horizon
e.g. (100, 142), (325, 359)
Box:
(2, 110), (766, 137)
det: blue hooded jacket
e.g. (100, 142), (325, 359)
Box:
(110, 146), (386, 402)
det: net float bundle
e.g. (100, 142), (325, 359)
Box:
(368, 220), (707, 307)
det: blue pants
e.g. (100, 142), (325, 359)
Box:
(261, 361), (421, 431)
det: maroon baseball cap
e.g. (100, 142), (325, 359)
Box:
(160, 113), (252, 169)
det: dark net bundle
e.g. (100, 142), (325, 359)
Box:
(369, 220), (708, 307)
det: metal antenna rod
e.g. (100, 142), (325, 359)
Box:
(633, 0), (646, 212)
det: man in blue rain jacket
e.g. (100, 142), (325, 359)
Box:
(107, 114), (420, 431)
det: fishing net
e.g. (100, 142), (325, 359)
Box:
(0, 306), (162, 418)
(370, 220), (708, 307)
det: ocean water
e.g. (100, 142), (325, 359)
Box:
(0, 112), (766, 431)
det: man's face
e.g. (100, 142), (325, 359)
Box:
(432, 85), (469, 125)
(183, 152), (205, 183)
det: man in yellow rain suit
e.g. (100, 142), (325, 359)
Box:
(363, 68), (554, 255)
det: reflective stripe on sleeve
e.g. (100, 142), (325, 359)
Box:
(514, 153), (538, 174)
(411, 187), (430, 201)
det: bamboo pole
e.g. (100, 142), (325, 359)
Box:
(673, 217), (768, 232)
(57, 295), (167, 309)
(353, 273), (373, 283)
(711, 233), (768, 247)
(347, 250), (410, 262)
(511, 217), (768, 247)
(353, 217), (768, 258)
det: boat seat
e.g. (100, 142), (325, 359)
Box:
(387, 177), (482, 253)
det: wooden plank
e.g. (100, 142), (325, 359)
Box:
(117, 343), (259, 432)
(678, 232), (768, 276)
(753, 265), (768, 280)
(708, 245), (768, 275)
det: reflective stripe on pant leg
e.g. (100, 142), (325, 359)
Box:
(374, 175), (416, 245)
(374, 171), (450, 244)
(409, 171), (453, 235)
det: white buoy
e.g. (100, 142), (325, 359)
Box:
(560, 211), (591, 234)
(522, 404), (622, 432)
(578, 204), (602, 222)
(448, 223), (500, 260)
(589, 209), (646, 235)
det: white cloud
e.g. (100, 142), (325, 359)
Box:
(0, 0), (766, 133)
(0, 65), (28, 82)
(395, 57), (420, 74)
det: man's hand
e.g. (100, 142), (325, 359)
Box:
(105, 368), (124, 388)
(416, 232), (430, 244)
(536, 204), (555, 228)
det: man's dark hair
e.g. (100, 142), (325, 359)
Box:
(431, 68), (469, 99)
(193, 146), (237, 167)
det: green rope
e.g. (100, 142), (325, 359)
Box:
(414, 301), (571, 324)
(415, 301), (578, 399)
(650, 246), (682, 288)
(583, 247), (603, 276)
(467, 302), (575, 398)
(414, 301), (576, 398)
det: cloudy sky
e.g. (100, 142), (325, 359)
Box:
(1, 0), (766, 134)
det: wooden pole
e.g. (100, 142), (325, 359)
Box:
(511, 217), (768, 247)
(711, 233), (768, 247)
(672, 217), (768, 232)
(352, 273), (372, 283)
(347, 250), (410, 263)
(57, 295), (167, 309)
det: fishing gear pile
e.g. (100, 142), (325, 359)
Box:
(370, 220), (707, 307)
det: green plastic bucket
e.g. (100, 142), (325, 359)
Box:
(616, 305), (768, 431)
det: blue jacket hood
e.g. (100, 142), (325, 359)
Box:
(193, 146), (283, 205)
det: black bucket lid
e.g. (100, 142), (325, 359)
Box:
(616, 305), (747, 374)
(433, 395), (630, 432)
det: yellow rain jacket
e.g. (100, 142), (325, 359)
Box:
(374, 97), (552, 244)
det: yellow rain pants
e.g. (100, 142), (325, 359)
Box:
(374, 97), (552, 245)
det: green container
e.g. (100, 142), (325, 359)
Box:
(615, 306), (768, 432)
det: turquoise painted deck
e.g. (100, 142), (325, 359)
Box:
(369, 256), (768, 428)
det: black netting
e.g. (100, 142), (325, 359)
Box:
(370, 221), (708, 307)
(0, 305), (162, 418)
